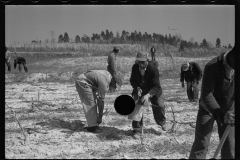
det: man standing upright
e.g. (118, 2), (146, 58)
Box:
(180, 62), (202, 103)
(107, 46), (120, 79)
(189, 46), (235, 159)
(150, 46), (156, 61)
(129, 51), (166, 139)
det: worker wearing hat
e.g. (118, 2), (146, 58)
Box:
(107, 46), (120, 79)
(129, 51), (166, 139)
(189, 46), (235, 159)
(180, 61), (202, 103)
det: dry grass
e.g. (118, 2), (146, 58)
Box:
(5, 77), (221, 159)
(7, 43), (229, 58)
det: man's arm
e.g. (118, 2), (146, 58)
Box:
(201, 63), (221, 116)
(130, 64), (138, 90)
(96, 81), (108, 124)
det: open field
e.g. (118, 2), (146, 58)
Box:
(5, 55), (221, 159)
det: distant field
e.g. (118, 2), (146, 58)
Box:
(5, 55), (213, 84)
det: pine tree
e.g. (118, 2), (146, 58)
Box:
(216, 38), (221, 48)
(63, 32), (70, 43)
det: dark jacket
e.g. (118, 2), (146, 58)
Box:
(200, 53), (234, 116)
(150, 47), (156, 54)
(130, 61), (162, 98)
(107, 51), (117, 77)
(180, 62), (202, 82)
(14, 57), (26, 64)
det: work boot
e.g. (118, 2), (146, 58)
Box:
(86, 126), (102, 133)
(161, 124), (166, 131)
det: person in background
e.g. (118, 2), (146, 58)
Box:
(129, 51), (166, 139)
(180, 62), (202, 103)
(73, 70), (123, 133)
(107, 46), (120, 79)
(189, 46), (235, 159)
(14, 56), (28, 72)
(150, 46), (156, 61)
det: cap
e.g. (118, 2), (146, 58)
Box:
(181, 63), (189, 71)
(113, 46), (120, 51)
(136, 51), (148, 61)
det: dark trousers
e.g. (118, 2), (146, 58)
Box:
(17, 63), (28, 72)
(186, 79), (199, 102)
(189, 107), (235, 159)
(151, 53), (155, 61)
(132, 95), (166, 132)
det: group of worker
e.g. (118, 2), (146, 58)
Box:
(73, 45), (235, 159)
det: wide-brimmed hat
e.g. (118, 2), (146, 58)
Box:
(181, 63), (190, 71)
(136, 51), (148, 61)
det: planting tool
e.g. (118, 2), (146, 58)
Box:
(211, 125), (231, 159)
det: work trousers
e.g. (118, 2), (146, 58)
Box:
(75, 79), (99, 127)
(186, 79), (199, 102)
(189, 107), (235, 159)
(132, 94), (166, 133)
(151, 52), (156, 61)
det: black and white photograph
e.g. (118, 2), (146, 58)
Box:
(5, 4), (235, 159)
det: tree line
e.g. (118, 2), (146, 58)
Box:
(33, 30), (233, 50)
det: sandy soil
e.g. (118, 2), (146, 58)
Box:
(5, 71), (221, 159)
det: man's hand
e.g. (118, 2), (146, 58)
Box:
(182, 82), (185, 88)
(137, 87), (142, 97)
(141, 93), (150, 105)
(224, 112), (235, 126)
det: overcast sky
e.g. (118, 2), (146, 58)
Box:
(5, 5), (235, 46)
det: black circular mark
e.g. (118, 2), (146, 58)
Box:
(114, 95), (135, 116)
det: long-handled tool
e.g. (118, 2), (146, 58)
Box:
(211, 125), (231, 159)
(141, 112), (144, 145)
